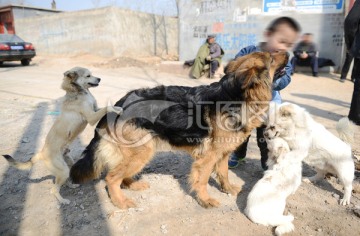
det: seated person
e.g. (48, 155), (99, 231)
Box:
(189, 34), (224, 79)
(291, 33), (318, 77)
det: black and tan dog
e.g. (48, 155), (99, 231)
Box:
(70, 51), (289, 209)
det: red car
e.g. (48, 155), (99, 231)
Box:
(0, 34), (36, 66)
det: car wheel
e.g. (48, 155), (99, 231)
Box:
(21, 59), (30, 66)
(0, 61), (3, 65)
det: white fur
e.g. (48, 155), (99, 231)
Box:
(245, 137), (303, 236)
(268, 102), (354, 206)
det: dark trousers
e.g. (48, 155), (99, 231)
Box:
(233, 125), (269, 170)
(291, 55), (318, 74)
(341, 52), (355, 80)
(349, 57), (360, 124)
(210, 60), (219, 76)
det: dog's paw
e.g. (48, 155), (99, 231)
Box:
(222, 184), (241, 196)
(198, 197), (220, 208)
(108, 106), (123, 115)
(112, 198), (137, 209)
(51, 187), (71, 205)
(339, 198), (350, 206)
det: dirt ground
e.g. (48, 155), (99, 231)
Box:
(0, 54), (360, 236)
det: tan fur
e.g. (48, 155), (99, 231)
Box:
(94, 52), (288, 209)
(4, 67), (121, 205)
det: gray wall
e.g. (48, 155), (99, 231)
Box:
(178, 0), (345, 70)
(14, 6), (178, 57)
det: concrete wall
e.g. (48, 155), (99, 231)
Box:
(12, 7), (61, 19)
(14, 7), (178, 57)
(178, 0), (345, 70)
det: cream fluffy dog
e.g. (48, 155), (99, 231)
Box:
(245, 136), (304, 236)
(266, 102), (354, 205)
(3, 67), (122, 204)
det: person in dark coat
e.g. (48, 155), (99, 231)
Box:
(340, 51), (355, 83)
(291, 33), (319, 77)
(344, 0), (360, 125)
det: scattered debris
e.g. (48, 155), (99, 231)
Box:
(160, 224), (168, 234)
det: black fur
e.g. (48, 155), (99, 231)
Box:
(69, 132), (101, 183)
(101, 71), (255, 147)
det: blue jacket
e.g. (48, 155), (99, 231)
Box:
(235, 45), (292, 103)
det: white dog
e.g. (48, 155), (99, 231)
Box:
(266, 136), (292, 168)
(267, 102), (354, 205)
(3, 67), (122, 204)
(245, 136), (304, 236)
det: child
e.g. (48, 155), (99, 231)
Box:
(228, 17), (301, 170)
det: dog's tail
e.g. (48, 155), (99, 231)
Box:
(336, 117), (354, 144)
(70, 132), (105, 184)
(2, 153), (42, 170)
(273, 214), (295, 236)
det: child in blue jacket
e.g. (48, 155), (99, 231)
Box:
(228, 17), (301, 170)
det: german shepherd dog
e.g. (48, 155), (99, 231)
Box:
(70, 52), (289, 209)
(3, 67), (122, 204)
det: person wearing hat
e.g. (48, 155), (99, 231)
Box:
(190, 34), (224, 79)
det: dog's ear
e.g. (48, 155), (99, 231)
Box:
(64, 70), (78, 81)
(280, 103), (310, 128)
(61, 68), (84, 92)
(242, 53), (272, 88)
(229, 52), (272, 90)
(239, 65), (270, 90)
(224, 57), (248, 74)
(279, 104), (294, 118)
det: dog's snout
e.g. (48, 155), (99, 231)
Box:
(97, 78), (101, 82)
(270, 51), (289, 62)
